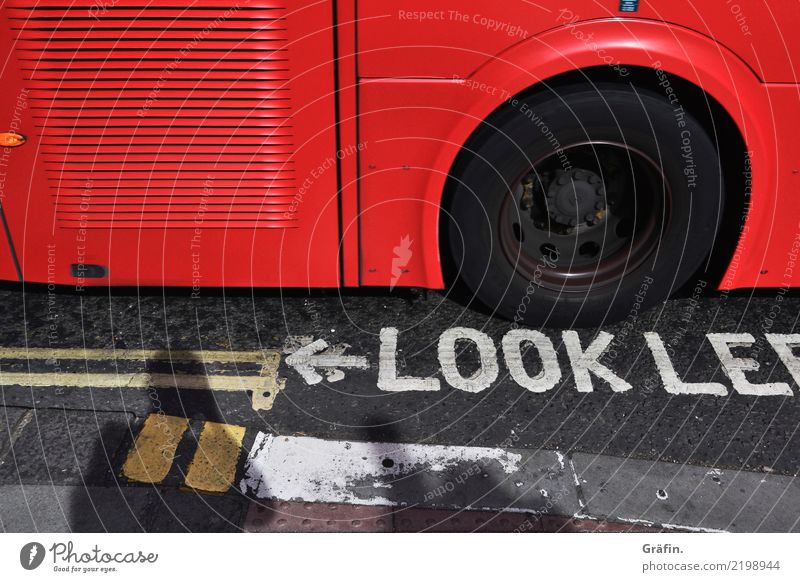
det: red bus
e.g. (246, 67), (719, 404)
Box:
(0, 0), (797, 326)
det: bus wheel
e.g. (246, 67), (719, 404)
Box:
(443, 83), (723, 328)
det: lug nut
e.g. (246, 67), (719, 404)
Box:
(585, 213), (595, 222)
(595, 201), (606, 210)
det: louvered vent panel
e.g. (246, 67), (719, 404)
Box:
(9, 1), (296, 228)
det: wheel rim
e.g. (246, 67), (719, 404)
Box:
(499, 142), (670, 292)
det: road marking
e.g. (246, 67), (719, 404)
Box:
(375, 328), (799, 395)
(122, 414), (189, 484)
(285, 338), (369, 385)
(240, 433), (526, 507)
(5, 327), (800, 399)
(253, 351), (285, 411)
(0, 346), (268, 363)
(378, 327), (439, 392)
(185, 421), (246, 494)
(237, 433), (800, 532)
(766, 334), (800, 387)
(707, 333), (793, 396)
(438, 327), (499, 393)
(645, 332), (727, 395)
(0, 346), (284, 411)
(0, 409), (34, 465)
(563, 330), (632, 393)
(0, 372), (265, 390)
(503, 329), (561, 393)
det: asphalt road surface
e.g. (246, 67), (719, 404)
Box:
(1, 280), (799, 532)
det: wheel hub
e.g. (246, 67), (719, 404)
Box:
(500, 142), (668, 292)
(545, 169), (606, 227)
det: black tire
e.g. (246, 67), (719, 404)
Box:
(443, 82), (723, 328)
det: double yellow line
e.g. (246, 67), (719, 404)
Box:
(0, 347), (275, 493)
(0, 346), (285, 411)
(122, 413), (246, 494)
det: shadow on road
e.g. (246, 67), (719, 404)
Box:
(67, 349), (249, 532)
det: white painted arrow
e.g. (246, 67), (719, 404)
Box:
(285, 339), (369, 385)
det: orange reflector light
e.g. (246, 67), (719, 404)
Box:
(0, 132), (26, 147)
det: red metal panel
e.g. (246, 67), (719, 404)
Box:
(357, 19), (780, 290)
(357, 0), (547, 79)
(0, 0), (339, 287)
(725, 84), (800, 290)
(357, 1), (800, 83)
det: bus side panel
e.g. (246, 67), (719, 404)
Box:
(358, 80), (459, 289)
(358, 20), (784, 291)
(727, 84), (800, 290)
(358, 0), (800, 83)
(0, 0), (340, 288)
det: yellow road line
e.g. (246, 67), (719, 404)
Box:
(0, 347), (286, 411)
(0, 346), (271, 363)
(184, 421), (246, 494)
(253, 351), (286, 411)
(0, 354), (285, 411)
(0, 371), (266, 391)
(122, 414), (189, 484)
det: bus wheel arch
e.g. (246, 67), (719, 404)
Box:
(439, 67), (749, 327)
